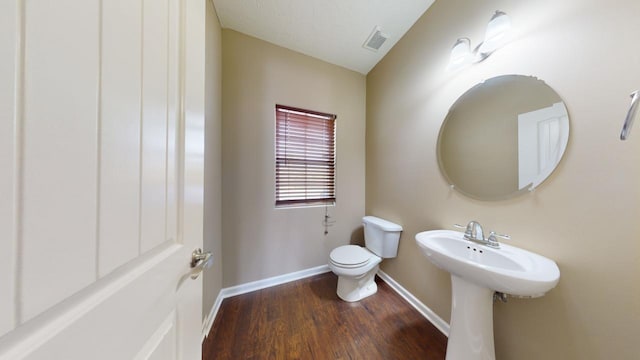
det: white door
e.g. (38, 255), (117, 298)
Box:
(0, 0), (206, 359)
(517, 102), (569, 190)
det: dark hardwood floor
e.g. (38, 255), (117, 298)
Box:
(202, 272), (447, 359)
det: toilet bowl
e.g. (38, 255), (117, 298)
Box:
(329, 245), (382, 302)
(328, 216), (402, 302)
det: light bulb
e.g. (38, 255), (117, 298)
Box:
(477, 11), (511, 58)
(447, 38), (473, 72)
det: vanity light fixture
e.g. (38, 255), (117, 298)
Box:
(446, 38), (474, 72)
(447, 10), (511, 71)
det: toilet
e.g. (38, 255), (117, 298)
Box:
(328, 216), (403, 302)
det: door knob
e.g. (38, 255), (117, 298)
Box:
(190, 248), (212, 279)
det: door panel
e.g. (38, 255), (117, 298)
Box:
(165, 0), (180, 252)
(0, 0), (205, 358)
(21, 0), (100, 322)
(99, 0), (143, 277)
(141, 0), (170, 254)
(2, 245), (184, 360)
(0, 0), (18, 338)
(135, 311), (177, 360)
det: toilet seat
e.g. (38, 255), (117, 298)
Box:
(329, 245), (372, 268)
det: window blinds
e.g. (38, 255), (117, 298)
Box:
(275, 105), (336, 206)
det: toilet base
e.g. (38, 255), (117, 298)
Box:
(335, 266), (379, 302)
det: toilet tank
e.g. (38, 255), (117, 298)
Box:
(362, 216), (403, 258)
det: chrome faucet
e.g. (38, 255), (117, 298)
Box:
(464, 221), (484, 243)
(454, 221), (510, 249)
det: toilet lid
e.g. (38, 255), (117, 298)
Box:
(330, 245), (371, 268)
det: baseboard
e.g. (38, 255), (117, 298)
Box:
(202, 290), (225, 340)
(221, 264), (331, 298)
(377, 270), (450, 336)
(202, 264), (331, 339)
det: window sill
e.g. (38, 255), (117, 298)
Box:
(274, 202), (336, 210)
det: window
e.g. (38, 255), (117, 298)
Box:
(275, 104), (336, 207)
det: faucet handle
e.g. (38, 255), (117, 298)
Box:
(488, 231), (510, 240)
(487, 231), (510, 248)
(455, 222), (481, 241)
(454, 223), (470, 237)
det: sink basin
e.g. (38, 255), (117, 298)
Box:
(415, 230), (559, 297)
(415, 229), (560, 360)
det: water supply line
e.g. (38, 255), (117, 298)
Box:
(322, 205), (335, 235)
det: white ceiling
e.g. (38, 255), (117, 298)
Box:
(211, 0), (435, 74)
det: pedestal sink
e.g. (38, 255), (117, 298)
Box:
(415, 230), (560, 360)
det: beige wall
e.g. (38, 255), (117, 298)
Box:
(203, 0), (223, 322)
(366, 0), (640, 359)
(222, 30), (366, 286)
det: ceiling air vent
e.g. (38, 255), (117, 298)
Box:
(363, 26), (389, 51)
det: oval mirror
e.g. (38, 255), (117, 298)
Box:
(437, 75), (569, 201)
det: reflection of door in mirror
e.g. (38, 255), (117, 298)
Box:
(518, 102), (569, 190)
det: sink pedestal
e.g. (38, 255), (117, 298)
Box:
(447, 275), (496, 360)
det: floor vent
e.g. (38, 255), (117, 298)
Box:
(363, 26), (389, 51)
